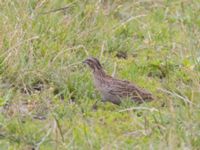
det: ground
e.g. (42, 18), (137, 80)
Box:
(0, 0), (200, 149)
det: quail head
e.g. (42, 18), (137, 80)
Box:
(83, 57), (153, 105)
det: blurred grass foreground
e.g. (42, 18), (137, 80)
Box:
(0, 0), (200, 149)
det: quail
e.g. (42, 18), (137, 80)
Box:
(83, 57), (153, 105)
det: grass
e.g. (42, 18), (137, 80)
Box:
(0, 0), (200, 149)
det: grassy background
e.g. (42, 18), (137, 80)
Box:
(0, 0), (200, 149)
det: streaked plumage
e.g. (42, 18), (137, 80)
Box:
(83, 57), (153, 105)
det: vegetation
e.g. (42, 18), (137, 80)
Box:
(0, 0), (200, 149)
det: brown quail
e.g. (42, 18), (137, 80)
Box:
(83, 57), (153, 105)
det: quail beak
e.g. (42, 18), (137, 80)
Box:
(82, 60), (88, 65)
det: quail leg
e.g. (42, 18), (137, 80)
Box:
(92, 100), (99, 110)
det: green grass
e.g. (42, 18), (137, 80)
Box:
(0, 0), (200, 149)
